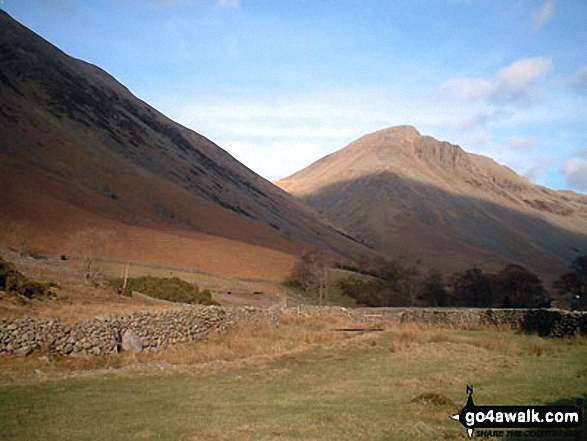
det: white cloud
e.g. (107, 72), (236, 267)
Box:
(454, 134), (548, 186)
(437, 57), (553, 105)
(560, 159), (587, 191)
(461, 132), (492, 151)
(456, 109), (513, 129)
(522, 165), (544, 183)
(169, 98), (380, 179)
(166, 93), (459, 179)
(530, 0), (555, 31)
(508, 136), (535, 151)
(220, 139), (334, 180)
(171, 94), (451, 145)
(570, 66), (587, 95)
(437, 78), (494, 101)
(457, 113), (491, 129)
(157, 77), (576, 185)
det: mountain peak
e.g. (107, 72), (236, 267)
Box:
(380, 125), (421, 137)
(360, 125), (421, 145)
(277, 126), (587, 278)
(341, 125), (470, 175)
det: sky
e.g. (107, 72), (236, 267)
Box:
(2, 0), (587, 192)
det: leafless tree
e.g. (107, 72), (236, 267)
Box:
(6, 220), (35, 256)
(290, 250), (332, 306)
(68, 228), (111, 284)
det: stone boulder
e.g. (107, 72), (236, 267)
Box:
(121, 329), (143, 353)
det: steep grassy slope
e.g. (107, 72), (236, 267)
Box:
(0, 11), (377, 279)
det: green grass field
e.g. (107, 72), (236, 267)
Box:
(0, 322), (585, 441)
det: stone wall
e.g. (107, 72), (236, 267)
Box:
(0, 306), (585, 357)
(290, 306), (587, 337)
(390, 308), (587, 337)
(0, 306), (279, 357)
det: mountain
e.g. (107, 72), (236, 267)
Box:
(276, 125), (587, 279)
(0, 11), (376, 280)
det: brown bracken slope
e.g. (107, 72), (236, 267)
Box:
(276, 125), (587, 278)
(0, 11), (377, 280)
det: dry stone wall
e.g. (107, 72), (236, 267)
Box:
(0, 306), (279, 357)
(291, 306), (587, 337)
(394, 308), (587, 337)
(0, 306), (585, 357)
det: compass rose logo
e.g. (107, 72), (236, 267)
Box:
(450, 385), (584, 439)
(450, 385), (476, 438)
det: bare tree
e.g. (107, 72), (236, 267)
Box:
(290, 250), (332, 306)
(399, 265), (422, 307)
(68, 228), (111, 284)
(6, 220), (35, 256)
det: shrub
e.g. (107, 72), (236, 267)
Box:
(0, 258), (52, 299)
(337, 276), (404, 307)
(109, 276), (214, 305)
(200, 289), (213, 305)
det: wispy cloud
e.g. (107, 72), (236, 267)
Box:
(508, 136), (535, 151)
(172, 94), (447, 139)
(522, 164), (545, 183)
(560, 158), (587, 191)
(437, 57), (553, 105)
(167, 93), (455, 179)
(462, 132), (491, 149)
(570, 66), (587, 95)
(457, 132), (545, 185)
(531, 0), (555, 32)
(456, 109), (513, 129)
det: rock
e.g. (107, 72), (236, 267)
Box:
(121, 329), (143, 353)
(15, 346), (34, 356)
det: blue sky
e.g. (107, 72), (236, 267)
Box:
(3, 0), (587, 192)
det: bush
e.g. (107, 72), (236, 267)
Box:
(0, 258), (52, 299)
(200, 289), (213, 305)
(337, 276), (405, 307)
(337, 277), (379, 307)
(109, 276), (215, 305)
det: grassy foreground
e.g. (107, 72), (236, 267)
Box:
(0, 317), (585, 441)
